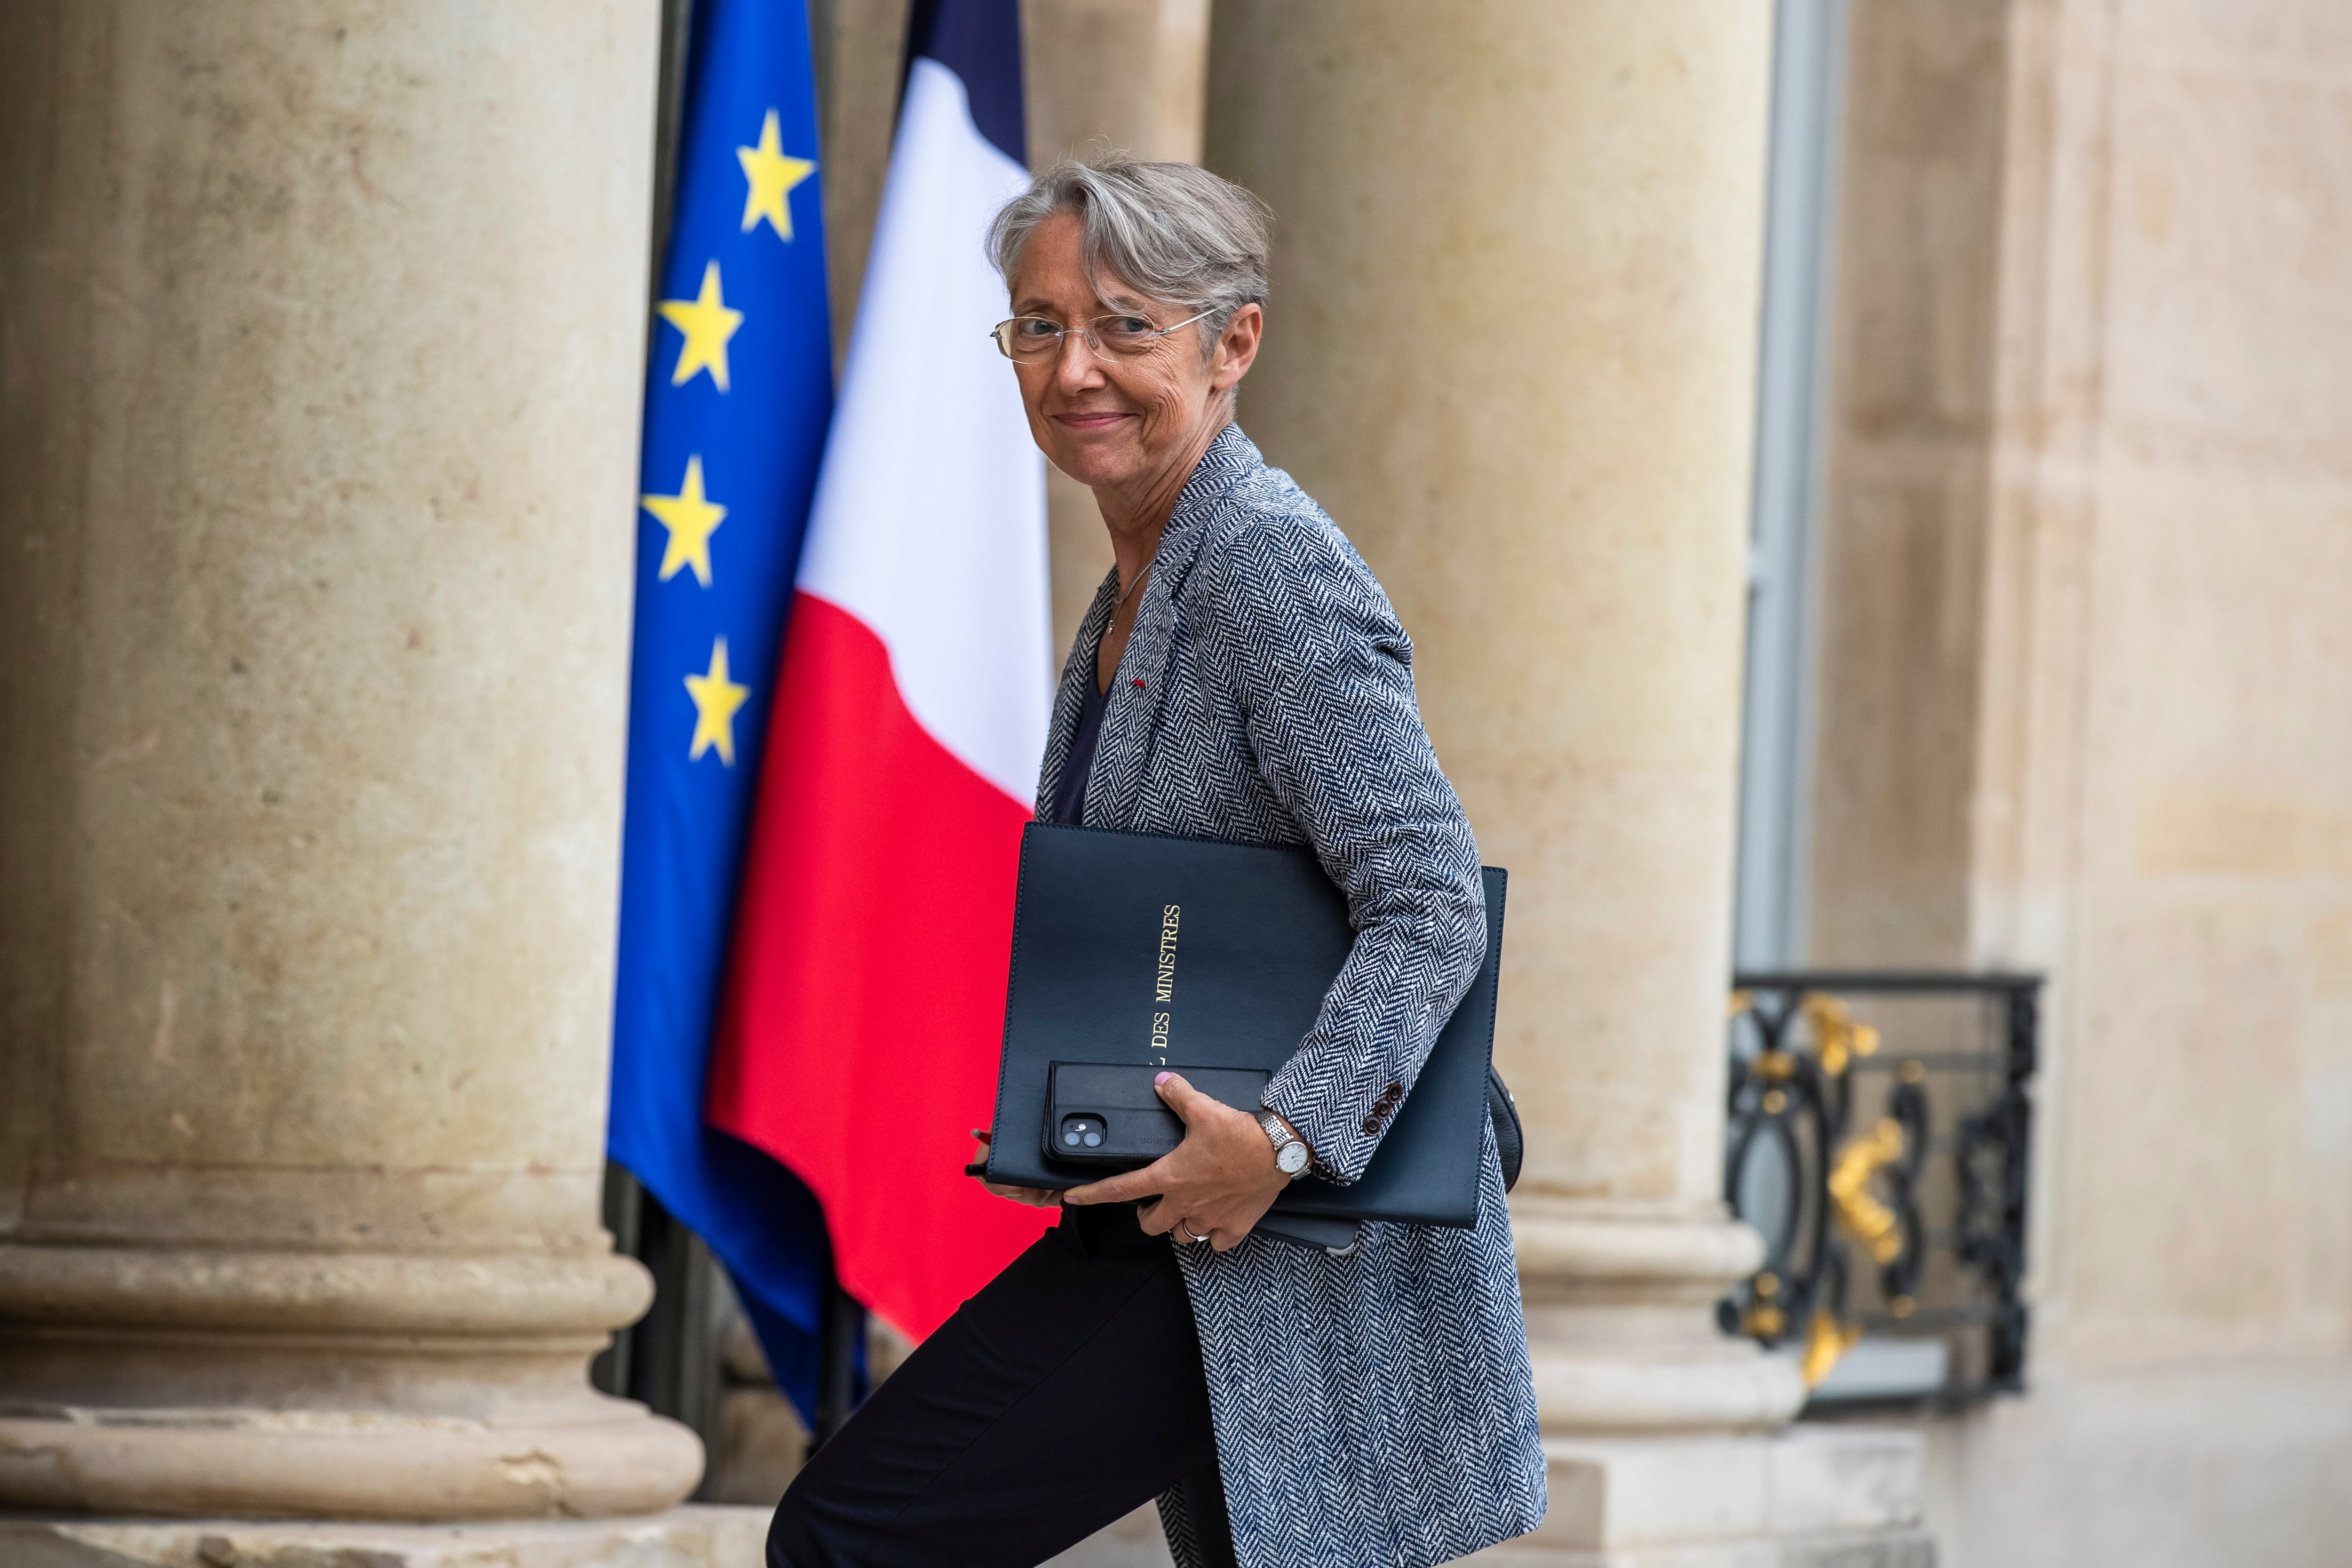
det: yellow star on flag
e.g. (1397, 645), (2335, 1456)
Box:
(642, 454), (728, 587)
(737, 109), (817, 242)
(657, 261), (743, 392)
(685, 637), (753, 766)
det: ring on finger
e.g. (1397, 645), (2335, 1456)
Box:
(1179, 1221), (1209, 1243)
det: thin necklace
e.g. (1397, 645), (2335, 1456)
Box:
(1114, 562), (1152, 613)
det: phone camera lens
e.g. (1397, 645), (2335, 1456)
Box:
(1083, 1131), (1102, 1147)
(1063, 1129), (1081, 1146)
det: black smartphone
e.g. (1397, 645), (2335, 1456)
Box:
(1041, 1061), (1272, 1168)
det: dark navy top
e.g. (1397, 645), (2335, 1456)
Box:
(1048, 658), (1112, 827)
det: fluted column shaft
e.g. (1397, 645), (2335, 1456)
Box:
(1205, 0), (1802, 1441)
(0, 2), (699, 1519)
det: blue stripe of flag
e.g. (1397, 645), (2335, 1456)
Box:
(608, 0), (847, 1427)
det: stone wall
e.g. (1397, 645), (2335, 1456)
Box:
(1810, 2), (2352, 1562)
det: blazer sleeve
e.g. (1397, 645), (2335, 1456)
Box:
(1194, 514), (1486, 1185)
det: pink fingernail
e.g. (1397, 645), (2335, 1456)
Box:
(1155, 1071), (1174, 1086)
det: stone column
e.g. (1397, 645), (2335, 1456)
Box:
(1025, 0), (1215, 652)
(0, 1), (703, 1527)
(1207, 4), (1920, 1559)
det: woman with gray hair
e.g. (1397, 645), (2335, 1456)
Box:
(767, 155), (1544, 1568)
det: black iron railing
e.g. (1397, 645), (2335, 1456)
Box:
(1721, 971), (2038, 1407)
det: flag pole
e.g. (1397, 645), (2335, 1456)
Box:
(812, 1264), (860, 1446)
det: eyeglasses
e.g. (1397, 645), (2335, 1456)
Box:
(990, 310), (1212, 363)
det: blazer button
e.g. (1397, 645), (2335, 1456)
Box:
(1361, 1114), (1382, 1137)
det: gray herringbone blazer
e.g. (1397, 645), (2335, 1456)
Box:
(1036, 427), (1546, 1568)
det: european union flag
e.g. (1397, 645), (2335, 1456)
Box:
(608, 0), (842, 1426)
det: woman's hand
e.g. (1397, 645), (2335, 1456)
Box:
(1062, 1072), (1299, 1250)
(967, 1128), (1063, 1208)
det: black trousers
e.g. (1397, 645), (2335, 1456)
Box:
(768, 1203), (1239, 1568)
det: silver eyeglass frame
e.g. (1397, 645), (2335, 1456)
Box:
(989, 309), (1214, 363)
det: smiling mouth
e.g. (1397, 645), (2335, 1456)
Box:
(1053, 411), (1132, 430)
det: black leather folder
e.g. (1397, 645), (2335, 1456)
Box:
(984, 822), (1506, 1229)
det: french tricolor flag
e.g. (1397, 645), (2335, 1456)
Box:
(709, 0), (1057, 1342)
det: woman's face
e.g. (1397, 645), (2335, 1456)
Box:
(1006, 212), (1259, 494)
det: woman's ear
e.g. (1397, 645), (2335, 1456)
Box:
(1212, 302), (1264, 392)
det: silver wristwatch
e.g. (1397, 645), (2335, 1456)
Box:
(1256, 1108), (1311, 1180)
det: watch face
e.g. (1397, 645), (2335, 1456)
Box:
(1277, 1141), (1310, 1175)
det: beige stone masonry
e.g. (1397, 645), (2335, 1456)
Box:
(0, 1505), (771, 1568)
(1807, 1), (2352, 1561)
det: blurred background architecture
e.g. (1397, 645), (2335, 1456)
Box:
(4, 2), (2349, 1565)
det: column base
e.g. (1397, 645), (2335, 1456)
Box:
(0, 1402), (705, 1523)
(1527, 1350), (1809, 1435)
(0, 1503), (771, 1568)
(1460, 1425), (1933, 1568)
(1510, 1201), (1809, 1434)
(0, 1244), (703, 1520)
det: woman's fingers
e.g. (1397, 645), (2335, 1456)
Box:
(969, 1128), (1053, 1204)
(1066, 1082), (1286, 1245)
(968, 1125), (1083, 1208)
(1152, 1070), (1208, 1122)
(1145, 1200), (1211, 1246)
(1061, 1153), (1174, 1206)
(1137, 1190), (1256, 1250)
(980, 1180), (1060, 1207)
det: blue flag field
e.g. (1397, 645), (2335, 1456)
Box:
(606, 0), (843, 1426)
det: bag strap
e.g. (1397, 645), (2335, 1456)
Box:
(1485, 1066), (1523, 1194)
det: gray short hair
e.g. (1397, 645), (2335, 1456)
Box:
(987, 155), (1271, 359)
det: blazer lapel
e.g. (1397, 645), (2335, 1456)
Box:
(1082, 425), (1263, 829)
